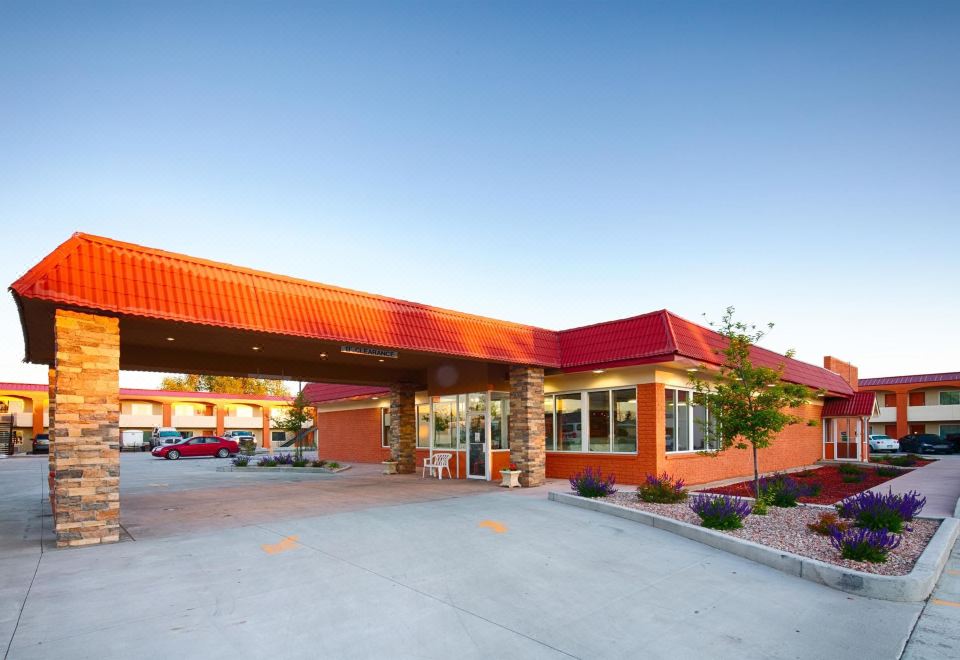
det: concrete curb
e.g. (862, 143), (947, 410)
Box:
(549, 491), (959, 602)
(216, 465), (351, 474)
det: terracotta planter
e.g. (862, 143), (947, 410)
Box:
(382, 461), (398, 475)
(500, 470), (521, 488)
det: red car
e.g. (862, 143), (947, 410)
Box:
(151, 436), (239, 460)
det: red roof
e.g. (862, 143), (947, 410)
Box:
(303, 383), (390, 404)
(0, 381), (288, 401)
(10, 234), (853, 396)
(558, 311), (854, 396)
(822, 391), (877, 417)
(860, 372), (960, 387)
(10, 233), (560, 367)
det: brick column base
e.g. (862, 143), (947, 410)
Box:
(509, 366), (545, 487)
(389, 385), (416, 474)
(51, 309), (121, 547)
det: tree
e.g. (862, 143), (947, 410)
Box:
(689, 307), (820, 499)
(274, 388), (313, 461)
(159, 374), (289, 397)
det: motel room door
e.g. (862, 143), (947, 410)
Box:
(834, 418), (861, 460)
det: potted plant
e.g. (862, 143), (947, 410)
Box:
(382, 458), (399, 475)
(500, 462), (521, 488)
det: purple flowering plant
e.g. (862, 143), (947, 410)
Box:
(836, 489), (926, 534)
(638, 472), (688, 503)
(829, 526), (901, 563)
(569, 467), (617, 498)
(689, 494), (752, 530)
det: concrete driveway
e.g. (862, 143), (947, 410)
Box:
(1, 454), (928, 659)
(869, 455), (960, 518)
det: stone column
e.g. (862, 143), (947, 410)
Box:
(508, 366), (545, 487)
(389, 385), (416, 473)
(51, 309), (121, 547)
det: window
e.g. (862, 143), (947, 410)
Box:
(381, 409), (390, 448)
(174, 404), (196, 416)
(940, 424), (960, 437)
(544, 396), (555, 451)
(544, 388), (637, 453)
(909, 392), (926, 406)
(130, 402), (154, 416)
(433, 397), (456, 449)
(884, 393), (896, 408)
(556, 393), (583, 451)
(416, 404), (430, 448)
(665, 388), (718, 453)
(939, 391), (960, 406)
(232, 404), (255, 418)
(612, 389), (637, 453)
(588, 391), (611, 452)
(490, 392), (509, 450)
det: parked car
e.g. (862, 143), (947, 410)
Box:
(944, 433), (960, 453)
(898, 433), (954, 455)
(223, 430), (255, 442)
(32, 433), (49, 454)
(868, 434), (899, 453)
(151, 427), (183, 448)
(151, 435), (239, 460)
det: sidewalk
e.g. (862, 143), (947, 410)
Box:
(868, 455), (960, 518)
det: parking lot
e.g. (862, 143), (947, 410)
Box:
(0, 453), (936, 659)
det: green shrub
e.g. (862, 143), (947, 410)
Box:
(838, 463), (863, 476)
(752, 492), (771, 515)
(888, 454), (918, 467)
(326, 461), (341, 470)
(875, 466), (901, 478)
(239, 438), (256, 456)
(841, 473), (864, 483)
(806, 482), (823, 497)
(292, 459), (308, 467)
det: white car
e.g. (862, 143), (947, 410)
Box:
(868, 434), (899, 453)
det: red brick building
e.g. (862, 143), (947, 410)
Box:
(860, 372), (960, 440)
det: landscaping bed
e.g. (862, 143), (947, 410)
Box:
(605, 492), (939, 576)
(703, 463), (919, 505)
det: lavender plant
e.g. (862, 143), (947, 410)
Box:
(257, 456), (277, 467)
(755, 474), (811, 507)
(232, 455), (249, 467)
(569, 467), (617, 498)
(829, 526), (901, 563)
(688, 494), (752, 530)
(836, 489), (926, 533)
(638, 472), (687, 503)
(272, 452), (295, 465)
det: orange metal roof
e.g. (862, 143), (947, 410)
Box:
(10, 233), (561, 367)
(10, 233), (854, 396)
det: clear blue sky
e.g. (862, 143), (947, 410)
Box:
(1, 1), (958, 388)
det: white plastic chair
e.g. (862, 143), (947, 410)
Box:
(422, 452), (453, 480)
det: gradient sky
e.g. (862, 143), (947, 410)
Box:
(1, 1), (958, 388)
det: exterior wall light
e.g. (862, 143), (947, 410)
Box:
(166, 337), (175, 341)
(252, 346), (261, 351)
(592, 369), (605, 374)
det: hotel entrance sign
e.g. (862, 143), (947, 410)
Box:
(340, 346), (399, 359)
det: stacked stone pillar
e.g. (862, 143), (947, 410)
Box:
(508, 366), (545, 487)
(50, 309), (121, 547)
(389, 385), (416, 473)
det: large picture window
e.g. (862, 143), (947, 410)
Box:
(416, 404), (430, 448)
(544, 388), (637, 453)
(939, 391), (960, 406)
(665, 388), (718, 453)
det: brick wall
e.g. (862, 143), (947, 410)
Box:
(823, 356), (859, 392)
(316, 407), (388, 463)
(545, 399), (824, 487)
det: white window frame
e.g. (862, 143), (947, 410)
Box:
(665, 387), (718, 454)
(543, 387), (638, 454)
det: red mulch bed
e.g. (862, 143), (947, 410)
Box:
(704, 464), (924, 505)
